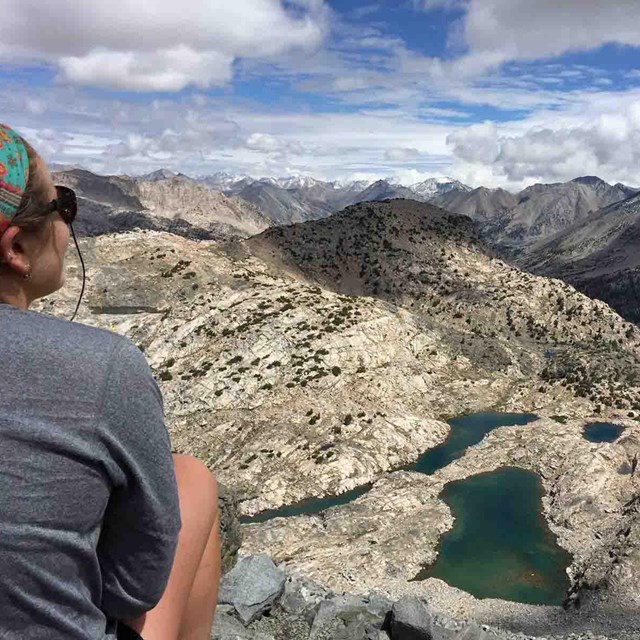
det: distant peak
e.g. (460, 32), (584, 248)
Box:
(143, 168), (177, 181)
(571, 176), (607, 186)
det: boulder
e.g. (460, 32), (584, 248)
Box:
(218, 554), (285, 625)
(334, 620), (391, 640)
(280, 571), (333, 622)
(309, 592), (392, 640)
(388, 596), (433, 640)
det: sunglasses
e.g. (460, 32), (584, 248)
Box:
(48, 185), (77, 225)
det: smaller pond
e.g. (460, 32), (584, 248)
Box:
(240, 483), (373, 524)
(241, 412), (538, 524)
(583, 422), (625, 443)
(411, 467), (572, 605)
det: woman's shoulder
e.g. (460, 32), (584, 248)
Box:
(2, 304), (140, 365)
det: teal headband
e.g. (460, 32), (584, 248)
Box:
(0, 124), (29, 235)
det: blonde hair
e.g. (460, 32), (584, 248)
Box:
(11, 139), (53, 235)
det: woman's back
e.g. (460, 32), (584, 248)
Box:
(0, 302), (181, 638)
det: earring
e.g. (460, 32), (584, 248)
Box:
(23, 268), (32, 280)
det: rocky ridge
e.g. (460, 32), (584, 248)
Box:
(432, 177), (637, 251)
(519, 193), (640, 324)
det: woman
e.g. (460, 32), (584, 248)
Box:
(0, 123), (221, 639)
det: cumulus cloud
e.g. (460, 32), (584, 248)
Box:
(0, 0), (329, 91)
(448, 122), (500, 163)
(403, 1), (640, 85)
(60, 48), (234, 92)
(448, 100), (640, 187)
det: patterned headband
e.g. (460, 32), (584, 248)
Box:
(0, 124), (29, 237)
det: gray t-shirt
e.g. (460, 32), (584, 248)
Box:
(0, 302), (182, 638)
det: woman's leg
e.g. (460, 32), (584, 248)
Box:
(122, 453), (221, 640)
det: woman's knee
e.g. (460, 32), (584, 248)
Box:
(172, 454), (219, 520)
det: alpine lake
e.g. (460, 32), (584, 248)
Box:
(582, 421), (625, 443)
(242, 411), (575, 605)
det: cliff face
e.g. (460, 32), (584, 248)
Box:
(33, 199), (640, 638)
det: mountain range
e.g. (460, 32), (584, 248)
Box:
(54, 168), (270, 239)
(205, 173), (472, 224)
(54, 165), (640, 323)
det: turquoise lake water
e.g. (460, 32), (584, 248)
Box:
(407, 411), (538, 475)
(411, 467), (572, 605)
(583, 422), (625, 443)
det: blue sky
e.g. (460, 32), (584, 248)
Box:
(1, 0), (639, 189)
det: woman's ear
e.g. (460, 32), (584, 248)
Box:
(0, 226), (31, 277)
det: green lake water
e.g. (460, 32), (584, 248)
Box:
(241, 411), (572, 605)
(583, 422), (625, 443)
(412, 466), (572, 605)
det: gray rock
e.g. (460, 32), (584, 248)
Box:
(455, 626), (502, 640)
(218, 554), (286, 625)
(389, 596), (433, 640)
(454, 624), (484, 640)
(309, 592), (392, 640)
(335, 621), (390, 640)
(280, 571), (332, 622)
(210, 605), (252, 639)
(429, 612), (467, 640)
(247, 611), (311, 640)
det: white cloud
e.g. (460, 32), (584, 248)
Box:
(0, 0), (330, 91)
(245, 133), (306, 155)
(460, 0), (640, 66)
(448, 95), (640, 188)
(60, 48), (234, 92)
(384, 147), (421, 161)
(448, 122), (500, 164)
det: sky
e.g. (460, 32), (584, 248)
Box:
(1, 0), (640, 190)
